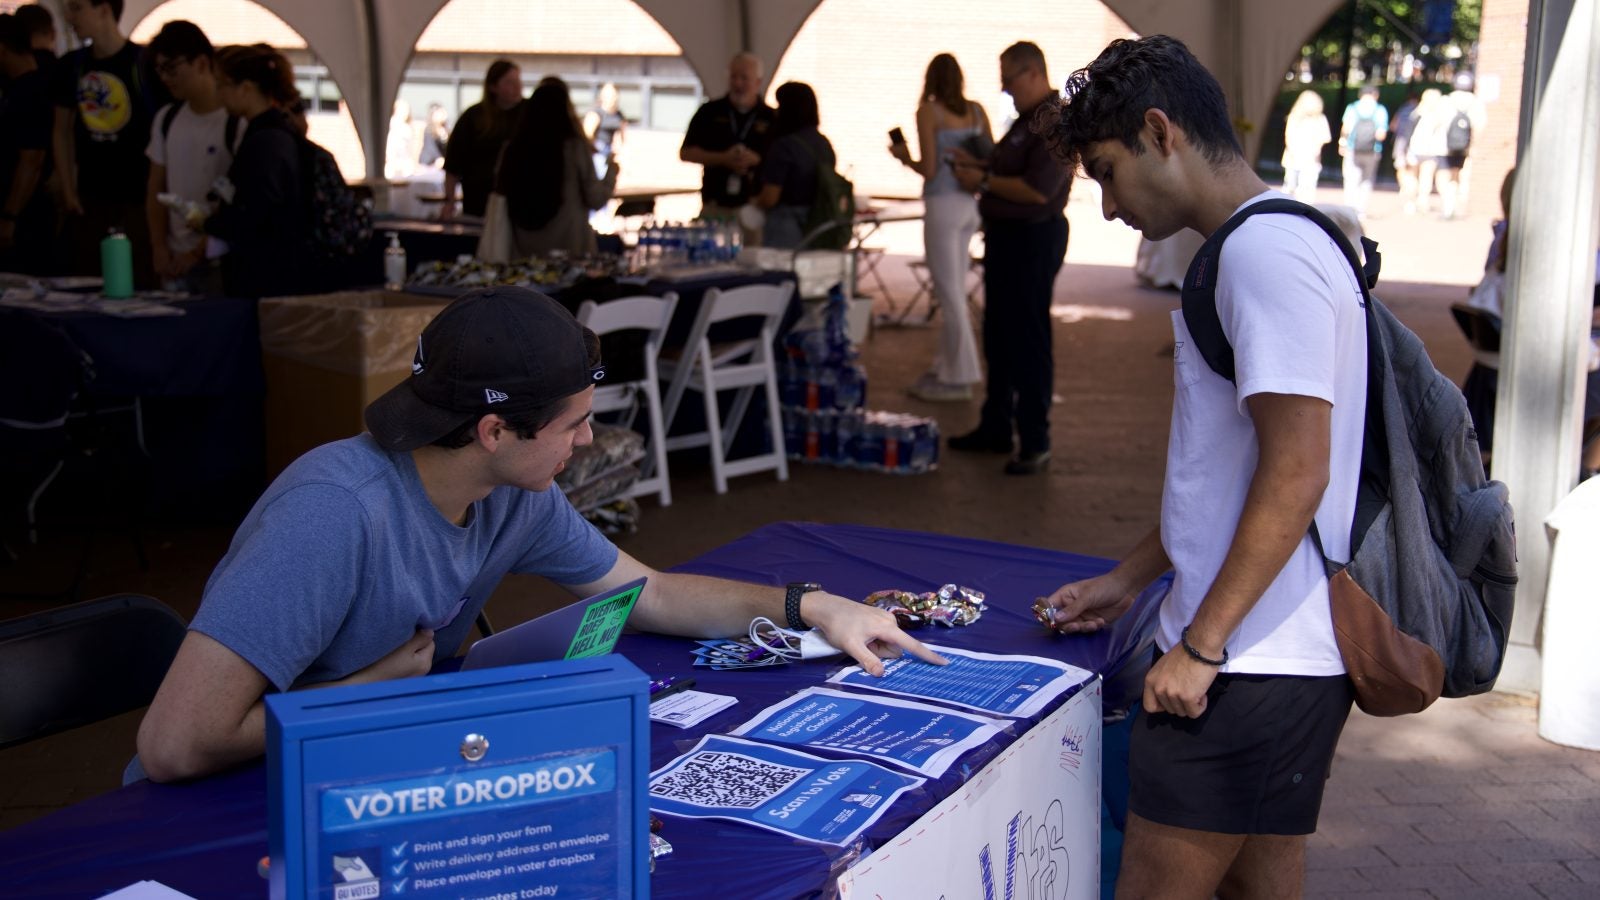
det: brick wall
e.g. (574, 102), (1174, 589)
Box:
(1469, 0), (1527, 217)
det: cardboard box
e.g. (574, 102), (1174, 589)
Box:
(259, 290), (448, 477)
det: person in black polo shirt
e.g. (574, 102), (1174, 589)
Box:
(52, 0), (168, 288)
(441, 59), (522, 219)
(948, 41), (1070, 476)
(680, 51), (776, 243)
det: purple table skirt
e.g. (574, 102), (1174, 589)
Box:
(0, 522), (1164, 899)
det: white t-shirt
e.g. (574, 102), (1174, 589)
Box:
(146, 103), (238, 255)
(1159, 191), (1368, 676)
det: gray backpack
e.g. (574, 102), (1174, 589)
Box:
(1180, 199), (1517, 716)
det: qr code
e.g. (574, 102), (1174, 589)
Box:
(650, 750), (809, 809)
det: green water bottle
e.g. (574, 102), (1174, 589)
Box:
(101, 228), (134, 299)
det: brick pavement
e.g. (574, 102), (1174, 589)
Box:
(1311, 692), (1600, 899)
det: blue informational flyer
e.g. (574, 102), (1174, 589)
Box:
(730, 687), (1005, 777)
(827, 644), (1091, 718)
(648, 735), (924, 846)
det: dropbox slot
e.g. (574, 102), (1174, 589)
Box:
(268, 655), (650, 899)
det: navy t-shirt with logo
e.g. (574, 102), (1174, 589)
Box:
(52, 42), (165, 205)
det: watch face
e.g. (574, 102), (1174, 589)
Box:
(789, 582), (822, 593)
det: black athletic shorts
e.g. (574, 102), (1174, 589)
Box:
(1128, 658), (1353, 836)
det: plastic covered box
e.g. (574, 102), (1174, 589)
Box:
(259, 290), (448, 477)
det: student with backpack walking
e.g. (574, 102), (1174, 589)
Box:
(752, 81), (843, 250)
(1432, 73), (1488, 220)
(145, 21), (239, 294)
(206, 44), (324, 298)
(1338, 85), (1387, 217)
(1038, 35), (1377, 898)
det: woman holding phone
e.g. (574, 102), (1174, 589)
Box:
(890, 52), (991, 402)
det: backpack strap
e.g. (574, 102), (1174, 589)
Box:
(1180, 198), (1380, 382)
(224, 114), (242, 154)
(160, 103), (182, 142)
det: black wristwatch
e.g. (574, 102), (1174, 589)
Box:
(785, 582), (822, 630)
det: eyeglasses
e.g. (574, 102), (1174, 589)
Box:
(1001, 64), (1035, 88)
(155, 57), (190, 77)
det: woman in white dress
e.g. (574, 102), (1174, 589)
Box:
(1280, 91), (1330, 203)
(890, 53), (991, 402)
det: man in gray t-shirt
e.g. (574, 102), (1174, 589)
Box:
(137, 287), (943, 783)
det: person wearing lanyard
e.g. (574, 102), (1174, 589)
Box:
(948, 41), (1071, 476)
(680, 52), (776, 245)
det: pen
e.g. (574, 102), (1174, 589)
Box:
(649, 677), (696, 701)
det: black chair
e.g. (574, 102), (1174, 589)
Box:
(0, 310), (149, 598)
(0, 593), (187, 749)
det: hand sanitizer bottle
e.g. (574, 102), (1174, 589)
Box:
(383, 231), (407, 291)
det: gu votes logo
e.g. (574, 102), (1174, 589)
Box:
(77, 71), (132, 139)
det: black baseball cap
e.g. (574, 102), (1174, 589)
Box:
(365, 287), (605, 451)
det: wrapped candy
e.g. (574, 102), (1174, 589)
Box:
(863, 585), (985, 629)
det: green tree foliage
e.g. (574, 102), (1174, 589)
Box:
(1301, 0), (1482, 83)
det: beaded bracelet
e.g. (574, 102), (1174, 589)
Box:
(1180, 625), (1228, 666)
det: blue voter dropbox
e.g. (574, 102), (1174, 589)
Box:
(266, 655), (650, 899)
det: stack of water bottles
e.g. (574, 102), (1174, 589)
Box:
(633, 219), (743, 269)
(779, 285), (940, 474)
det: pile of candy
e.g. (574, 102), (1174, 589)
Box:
(407, 254), (630, 292)
(865, 585), (986, 629)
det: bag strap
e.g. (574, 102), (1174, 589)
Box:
(160, 103), (182, 141)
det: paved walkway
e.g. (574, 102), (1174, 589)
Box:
(1311, 693), (1600, 899)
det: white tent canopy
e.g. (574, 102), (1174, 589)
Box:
(117, 0), (1345, 178)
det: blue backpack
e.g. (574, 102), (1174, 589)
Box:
(1180, 199), (1517, 715)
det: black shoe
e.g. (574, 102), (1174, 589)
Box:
(948, 428), (1013, 454)
(1004, 450), (1051, 475)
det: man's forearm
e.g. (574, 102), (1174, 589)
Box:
(140, 701), (266, 783)
(3, 151), (43, 218)
(988, 174), (1047, 205)
(52, 109), (77, 203)
(631, 571), (784, 638)
(680, 145), (727, 167)
(1107, 526), (1172, 597)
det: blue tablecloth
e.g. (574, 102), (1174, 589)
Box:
(24, 297), (267, 520)
(0, 522), (1165, 899)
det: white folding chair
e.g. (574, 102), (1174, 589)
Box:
(660, 283), (794, 494)
(576, 292), (679, 507)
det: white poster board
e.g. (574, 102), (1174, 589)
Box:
(837, 678), (1102, 900)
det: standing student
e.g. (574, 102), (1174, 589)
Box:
(1039, 35), (1367, 899)
(0, 14), (55, 274)
(206, 44), (315, 299)
(144, 20), (237, 294)
(441, 59), (522, 219)
(493, 78), (616, 257)
(1279, 90), (1329, 205)
(52, 0), (169, 287)
(891, 53), (990, 402)
(946, 41), (1071, 476)
(752, 81), (836, 249)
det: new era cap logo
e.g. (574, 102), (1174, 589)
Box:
(485, 389), (509, 404)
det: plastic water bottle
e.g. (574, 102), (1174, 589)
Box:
(824, 283), (852, 362)
(100, 229), (133, 298)
(383, 231), (407, 291)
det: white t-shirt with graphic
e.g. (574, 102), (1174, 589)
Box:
(1159, 191), (1368, 676)
(146, 103), (238, 255)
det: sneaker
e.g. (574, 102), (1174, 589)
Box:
(948, 428), (1013, 454)
(908, 379), (973, 402)
(1004, 450), (1051, 475)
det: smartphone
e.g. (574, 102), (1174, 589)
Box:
(888, 127), (906, 146)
